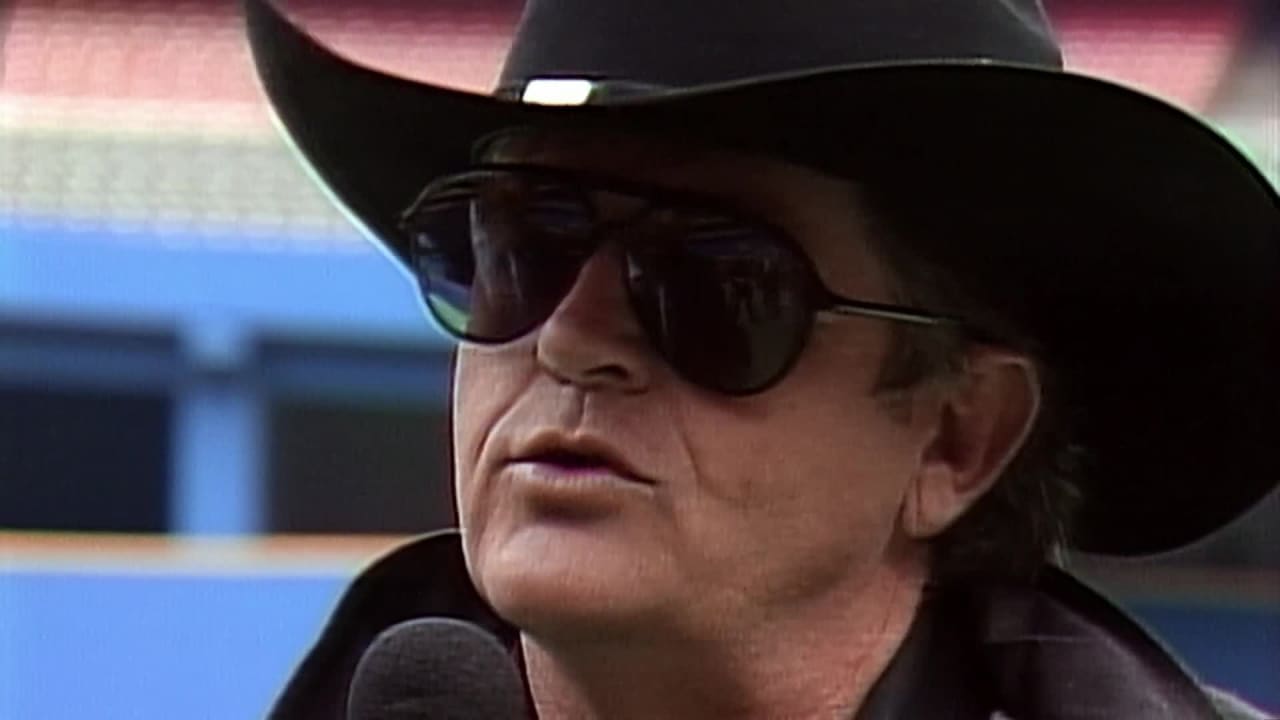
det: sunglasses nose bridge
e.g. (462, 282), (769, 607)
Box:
(534, 243), (656, 392)
(549, 242), (635, 322)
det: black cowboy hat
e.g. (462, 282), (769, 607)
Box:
(243, 0), (1279, 556)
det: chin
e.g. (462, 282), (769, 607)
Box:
(474, 526), (673, 639)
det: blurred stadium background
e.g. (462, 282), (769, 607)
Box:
(1, 1), (1277, 717)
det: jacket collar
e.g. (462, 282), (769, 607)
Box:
(269, 530), (1218, 719)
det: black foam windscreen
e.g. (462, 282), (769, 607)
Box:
(346, 618), (529, 720)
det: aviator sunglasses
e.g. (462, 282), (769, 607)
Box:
(400, 164), (960, 395)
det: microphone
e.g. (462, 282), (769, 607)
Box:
(346, 618), (529, 720)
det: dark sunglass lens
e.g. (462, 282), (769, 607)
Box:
(405, 173), (591, 342)
(630, 221), (812, 394)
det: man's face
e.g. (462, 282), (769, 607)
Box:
(451, 134), (942, 640)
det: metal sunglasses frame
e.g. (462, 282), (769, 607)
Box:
(399, 162), (964, 336)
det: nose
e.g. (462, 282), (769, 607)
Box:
(535, 244), (653, 393)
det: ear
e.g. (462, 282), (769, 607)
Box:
(901, 347), (1041, 539)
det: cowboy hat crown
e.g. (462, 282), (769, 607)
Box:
(497, 0), (1061, 96)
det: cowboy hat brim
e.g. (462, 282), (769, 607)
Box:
(244, 0), (1280, 556)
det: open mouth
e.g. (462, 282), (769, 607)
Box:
(515, 446), (652, 485)
(528, 449), (618, 471)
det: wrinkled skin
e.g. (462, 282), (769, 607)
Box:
(449, 132), (1038, 719)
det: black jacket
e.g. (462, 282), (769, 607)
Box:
(269, 530), (1263, 719)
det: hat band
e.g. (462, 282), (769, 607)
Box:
(497, 77), (671, 105)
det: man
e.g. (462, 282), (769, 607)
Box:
(244, 0), (1279, 717)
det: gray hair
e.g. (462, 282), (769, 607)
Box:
(860, 189), (1083, 582)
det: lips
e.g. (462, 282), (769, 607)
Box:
(529, 449), (613, 470)
(509, 433), (653, 485)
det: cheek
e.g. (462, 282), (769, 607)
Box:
(678, 394), (910, 530)
(452, 344), (533, 521)
(665, 398), (912, 608)
(774, 333), (920, 529)
(668, 332), (918, 585)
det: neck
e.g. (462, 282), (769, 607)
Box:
(520, 557), (926, 720)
